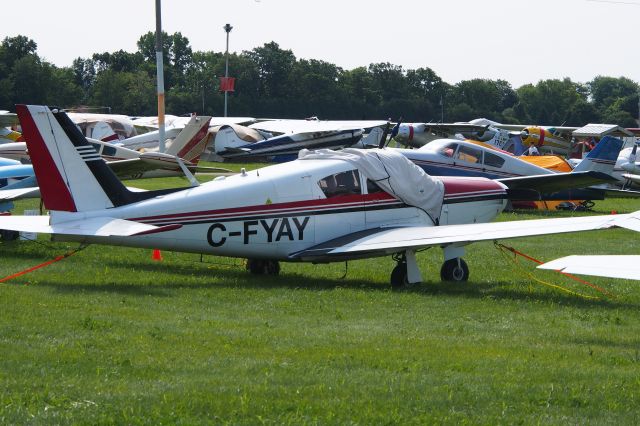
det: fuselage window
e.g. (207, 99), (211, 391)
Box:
(318, 170), (361, 198)
(455, 145), (482, 164)
(483, 151), (505, 168)
(366, 179), (384, 194)
(437, 142), (458, 158)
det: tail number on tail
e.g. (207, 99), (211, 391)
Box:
(207, 217), (310, 247)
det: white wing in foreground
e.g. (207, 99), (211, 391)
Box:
(332, 214), (625, 255)
(538, 256), (640, 281)
(291, 213), (633, 261)
(0, 216), (181, 237)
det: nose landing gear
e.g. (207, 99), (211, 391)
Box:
(390, 250), (422, 288)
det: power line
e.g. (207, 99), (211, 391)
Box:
(586, 0), (640, 5)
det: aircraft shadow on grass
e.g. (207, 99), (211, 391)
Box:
(14, 255), (635, 309)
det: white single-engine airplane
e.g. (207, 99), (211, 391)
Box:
(2, 105), (639, 287)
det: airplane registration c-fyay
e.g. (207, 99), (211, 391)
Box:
(2, 105), (637, 288)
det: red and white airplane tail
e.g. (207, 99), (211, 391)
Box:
(16, 105), (178, 214)
(164, 115), (212, 163)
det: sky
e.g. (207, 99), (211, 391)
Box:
(2, 0), (639, 88)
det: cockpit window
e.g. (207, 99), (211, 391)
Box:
(455, 145), (482, 164)
(366, 179), (384, 194)
(318, 170), (361, 198)
(483, 151), (505, 168)
(437, 142), (458, 158)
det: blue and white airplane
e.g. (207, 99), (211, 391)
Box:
(396, 137), (622, 180)
(0, 158), (35, 213)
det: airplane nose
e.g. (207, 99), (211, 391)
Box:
(622, 162), (637, 173)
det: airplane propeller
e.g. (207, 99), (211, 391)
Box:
(630, 142), (638, 163)
(378, 118), (402, 149)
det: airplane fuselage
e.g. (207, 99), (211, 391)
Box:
(56, 158), (508, 261)
(397, 139), (553, 180)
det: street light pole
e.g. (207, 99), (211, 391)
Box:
(223, 23), (233, 117)
(155, 0), (166, 152)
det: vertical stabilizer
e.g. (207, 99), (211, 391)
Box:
(16, 105), (178, 213)
(164, 115), (212, 162)
(572, 136), (623, 174)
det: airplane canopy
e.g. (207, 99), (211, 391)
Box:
(298, 148), (444, 222)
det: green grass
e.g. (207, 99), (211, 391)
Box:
(1, 186), (640, 424)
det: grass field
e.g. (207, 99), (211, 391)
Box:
(1, 173), (640, 424)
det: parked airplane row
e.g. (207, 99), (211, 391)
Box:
(0, 105), (638, 286)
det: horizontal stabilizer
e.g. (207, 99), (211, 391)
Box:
(0, 187), (41, 201)
(0, 215), (182, 237)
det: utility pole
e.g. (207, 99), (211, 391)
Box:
(223, 23), (233, 117)
(155, 0), (166, 152)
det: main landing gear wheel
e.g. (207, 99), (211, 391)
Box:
(246, 259), (281, 275)
(0, 229), (19, 241)
(440, 258), (469, 282)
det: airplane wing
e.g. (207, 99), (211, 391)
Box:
(0, 187), (40, 200)
(107, 156), (231, 179)
(0, 111), (19, 128)
(422, 123), (490, 134)
(498, 171), (617, 195)
(0, 215), (181, 237)
(493, 124), (578, 134)
(210, 117), (256, 127)
(107, 158), (159, 178)
(289, 213), (628, 261)
(538, 256), (640, 280)
(250, 119), (384, 134)
(601, 187), (640, 199)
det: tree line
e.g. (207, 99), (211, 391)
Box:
(0, 33), (638, 127)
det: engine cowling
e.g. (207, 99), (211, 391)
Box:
(395, 123), (428, 147)
(520, 127), (545, 147)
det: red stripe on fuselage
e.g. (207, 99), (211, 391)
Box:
(16, 105), (77, 212)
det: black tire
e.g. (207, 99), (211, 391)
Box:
(246, 259), (265, 274)
(246, 259), (280, 275)
(440, 258), (469, 282)
(0, 229), (19, 241)
(264, 260), (280, 275)
(390, 264), (408, 289)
